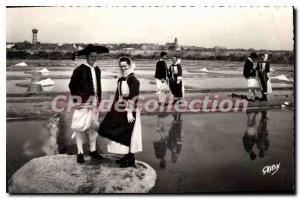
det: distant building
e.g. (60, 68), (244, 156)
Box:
(14, 41), (32, 50)
(214, 46), (227, 53)
(174, 37), (179, 48)
(122, 48), (135, 54)
(140, 44), (160, 50)
(32, 28), (38, 44)
(165, 37), (181, 51)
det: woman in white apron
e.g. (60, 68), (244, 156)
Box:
(98, 57), (142, 168)
(168, 56), (185, 104)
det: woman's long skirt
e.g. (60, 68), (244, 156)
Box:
(98, 106), (142, 154)
(169, 79), (184, 98)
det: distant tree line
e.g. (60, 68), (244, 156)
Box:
(6, 49), (294, 64)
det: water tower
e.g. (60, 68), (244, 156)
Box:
(32, 28), (38, 44)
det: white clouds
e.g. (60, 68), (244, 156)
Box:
(6, 6), (293, 50)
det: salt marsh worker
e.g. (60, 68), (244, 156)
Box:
(256, 54), (271, 101)
(243, 52), (259, 101)
(69, 44), (109, 164)
(155, 52), (169, 105)
(99, 57), (142, 168)
(168, 56), (184, 103)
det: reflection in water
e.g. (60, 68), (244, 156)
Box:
(153, 112), (168, 169)
(153, 112), (183, 168)
(257, 111), (270, 158)
(168, 112), (182, 163)
(7, 110), (293, 192)
(243, 110), (270, 160)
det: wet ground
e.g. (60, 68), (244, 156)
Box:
(6, 59), (293, 95)
(6, 59), (295, 193)
(7, 109), (294, 193)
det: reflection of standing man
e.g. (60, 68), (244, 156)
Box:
(69, 44), (109, 164)
(256, 111), (270, 158)
(168, 112), (182, 163)
(155, 52), (169, 105)
(243, 111), (258, 160)
(153, 112), (169, 169)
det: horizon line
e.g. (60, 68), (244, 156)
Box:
(6, 41), (294, 51)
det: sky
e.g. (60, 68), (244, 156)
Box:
(6, 6), (294, 50)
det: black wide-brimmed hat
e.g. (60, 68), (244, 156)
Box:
(160, 52), (167, 57)
(76, 44), (109, 56)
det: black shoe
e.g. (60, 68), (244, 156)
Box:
(77, 154), (85, 164)
(89, 150), (103, 160)
(120, 154), (135, 168)
(115, 154), (129, 164)
(255, 96), (260, 101)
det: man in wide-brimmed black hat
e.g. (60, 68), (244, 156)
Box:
(69, 44), (109, 164)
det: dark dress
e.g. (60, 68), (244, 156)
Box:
(98, 73), (140, 147)
(167, 113), (182, 154)
(168, 63), (183, 98)
(256, 111), (269, 156)
(256, 60), (271, 94)
(69, 64), (102, 103)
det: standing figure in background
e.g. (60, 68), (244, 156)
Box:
(99, 57), (142, 168)
(69, 44), (109, 164)
(243, 111), (258, 160)
(257, 54), (271, 101)
(168, 112), (183, 163)
(168, 56), (184, 104)
(243, 52), (259, 101)
(155, 52), (169, 105)
(256, 110), (270, 158)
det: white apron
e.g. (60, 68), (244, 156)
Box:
(107, 108), (142, 154)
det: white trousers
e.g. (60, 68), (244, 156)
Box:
(156, 79), (169, 103)
(71, 107), (99, 154)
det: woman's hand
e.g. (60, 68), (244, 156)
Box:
(266, 73), (270, 81)
(127, 111), (135, 123)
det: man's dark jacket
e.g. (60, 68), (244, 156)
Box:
(155, 60), (168, 80)
(69, 64), (101, 103)
(243, 58), (256, 79)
